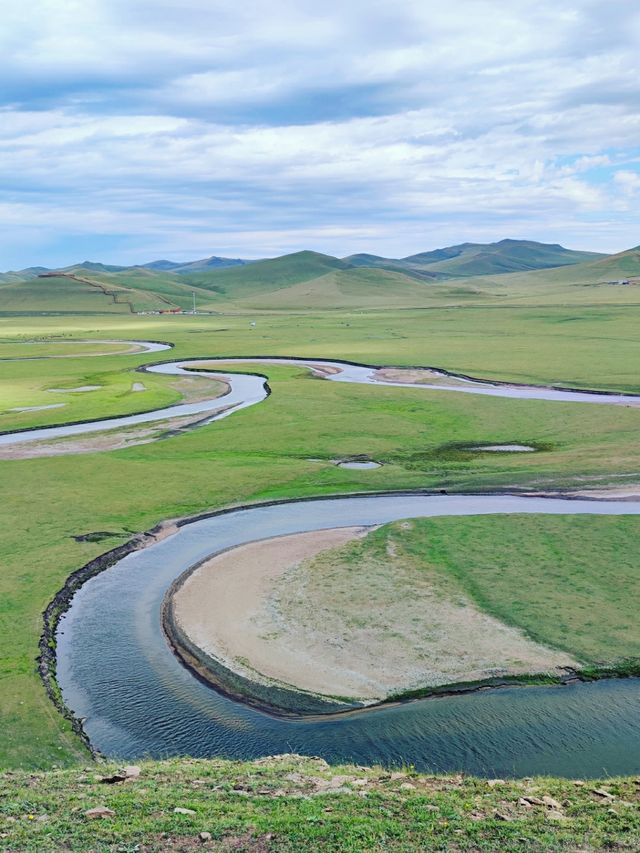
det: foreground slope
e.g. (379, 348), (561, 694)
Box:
(2, 755), (638, 852)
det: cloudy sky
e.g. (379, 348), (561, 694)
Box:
(2, 0), (640, 268)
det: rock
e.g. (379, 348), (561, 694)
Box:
(592, 788), (615, 800)
(542, 796), (562, 810)
(573, 780), (585, 787)
(85, 806), (115, 819)
(99, 773), (127, 784)
(494, 811), (514, 821)
(390, 771), (407, 780)
(518, 798), (533, 808)
(174, 807), (196, 815)
(547, 810), (568, 821)
(330, 775), (354, 787)
(199, 831), (212, 841)
(123, 765), (141, 779)
(400, 782), (416, 790)
(520, 796), (544, 806)
(487, 779), (505, 787)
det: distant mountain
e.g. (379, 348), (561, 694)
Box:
(342, 240), (600, 279)
(341, 253), (441, 281)
(138, 260), (185, 271)
(144, 256), (252, 274)
(63, 261), (129, 273)
(400, 240), (604, 276)
(1, 240), (625, 313)
(343, 253), (390, 266)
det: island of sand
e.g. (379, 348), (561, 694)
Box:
(163, 521), (578, 715)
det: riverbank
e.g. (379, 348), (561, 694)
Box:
(2, 754), (639, 852)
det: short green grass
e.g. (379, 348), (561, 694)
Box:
(327, 516), (640, 667)
(1, 304), (640, 767)
(1, 755), (638, 852)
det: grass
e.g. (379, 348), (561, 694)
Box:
(0, 302), (639, 767)
(1, 755), (638, 852)
(308, 516), (640, 672)
(0, 358), (185, 432)
(398, 514), (640, 663)
(3, 363), (640, 765)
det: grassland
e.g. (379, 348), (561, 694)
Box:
(287, 516), (640, 682)
(0, 282), (639, 770)
(395, 515), (640, 663)
(2, 755), (639, 852)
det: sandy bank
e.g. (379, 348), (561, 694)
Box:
(0, 376), (230, 459)
(373, 367), (472, 386)
(171, 528), (369, 700)
(169, 525), (577, 706)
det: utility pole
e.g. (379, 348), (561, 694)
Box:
(192, 291), (196, 314)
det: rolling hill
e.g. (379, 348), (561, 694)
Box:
(155, 255), (251, 273)
(403, 239), (604, 276)
(345, 240), (604, 278)
(3, 241), (637, 314)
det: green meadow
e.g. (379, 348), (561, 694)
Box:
(1, 304), (639, 768)
(337, 515), (640, 667)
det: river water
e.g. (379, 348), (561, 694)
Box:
(2, 353), (638, 447)
(56, 493), (640, 778)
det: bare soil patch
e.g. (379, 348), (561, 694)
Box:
(374, 367), (472, 386)
(171, 525), (577, 703)
(0, 377), (230, 459)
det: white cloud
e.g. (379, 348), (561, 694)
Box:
(613, 170), (640, 196)
(1, 1), (640, 266)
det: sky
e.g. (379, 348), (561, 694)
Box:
(2, 0), (640, 269)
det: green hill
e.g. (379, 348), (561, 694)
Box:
(402, 239), (604, 276)
(0, 275), (139, 315)
(160, 255), (251, 273)
(182, 250), (351, 297)
(3, 243), (634, 314)
(231, 266), (442, 309)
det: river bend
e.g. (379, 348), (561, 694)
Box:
(57, 493), (640, 778)
(2, 353), (637, 447)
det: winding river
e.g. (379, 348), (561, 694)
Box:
(1, 353), (638, 448)
(56, 493), (640, 778)
(6, 341), (639, 776)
